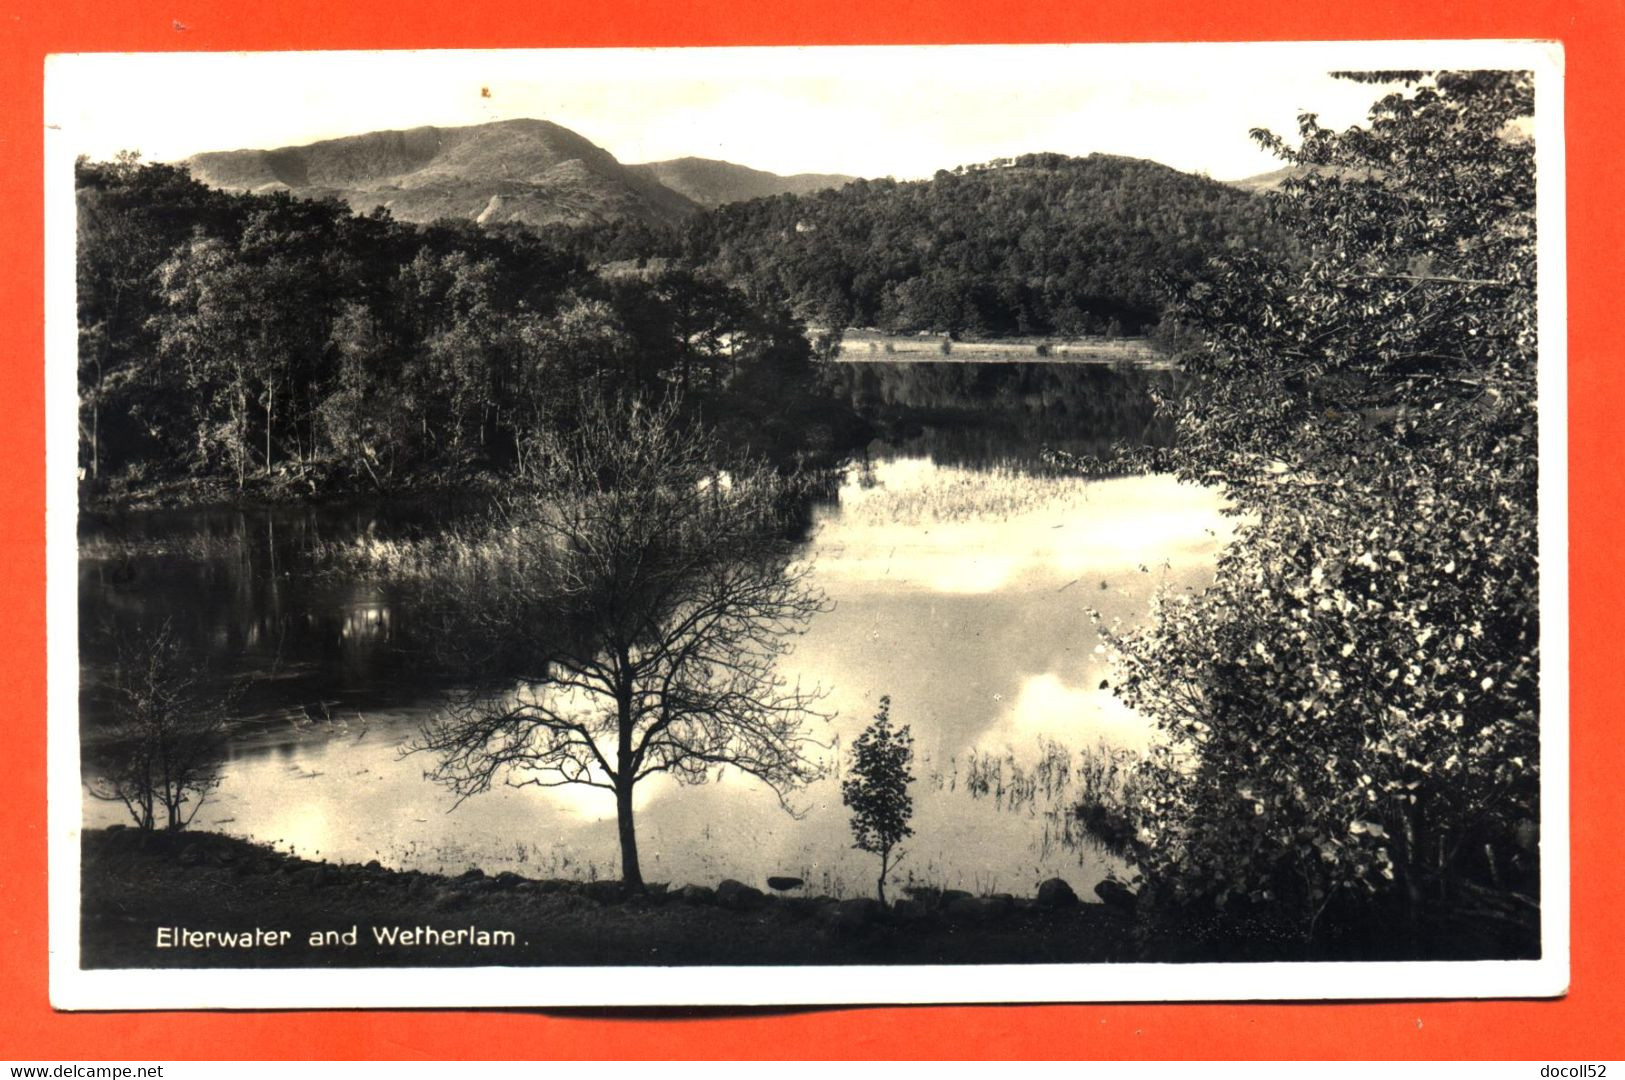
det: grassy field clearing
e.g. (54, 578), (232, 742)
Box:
(830, 328), (1167, 366)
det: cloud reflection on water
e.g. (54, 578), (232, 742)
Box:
(82, 459), (1232, 895)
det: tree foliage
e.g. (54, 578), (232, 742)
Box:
(76, 154), (240, 482)
(587, 153), (1289, 337)
(1090, 71), (1540, 953)
(78, 161), (861, 499)
(841, 695), (915, 902)
(411, 397), (830, 890)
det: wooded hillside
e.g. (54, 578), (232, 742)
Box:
(672, 153), (1293, 336)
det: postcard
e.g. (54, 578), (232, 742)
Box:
(45, 39), (1568, 1008)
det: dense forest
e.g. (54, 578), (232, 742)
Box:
(78, 149), (1291, 500)
(567, 153), (1293, 336)
(76, 156), (863, 501)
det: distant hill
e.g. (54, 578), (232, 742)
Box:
(183, 119), (699, 229)
(180, 124), (1292, 334)
(1227, 165), (1302, 194)
(630, 157), (855, 207)
(1227, 163), (1379, 194)
(680, 152), (1292, 335)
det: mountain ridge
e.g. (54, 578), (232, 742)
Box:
(182, 119), (859, 229)
(183, 119), (699, 228)
(628, 156), (856, 207)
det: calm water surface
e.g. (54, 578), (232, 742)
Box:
(79, 365), (1229, 897)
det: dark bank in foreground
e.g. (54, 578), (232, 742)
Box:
(80, 828), (1536, 968)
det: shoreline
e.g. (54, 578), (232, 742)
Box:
(79, 827), (1143, 968)
(77, 468), (508, 517)
(79, 819), (1537, 969)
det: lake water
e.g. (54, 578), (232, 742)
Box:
(79, 364), (1230, 898)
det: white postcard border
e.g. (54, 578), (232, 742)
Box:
(44, 38), (1570, 1010)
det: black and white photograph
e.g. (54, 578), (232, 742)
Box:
(45, 41), (1568, 1008)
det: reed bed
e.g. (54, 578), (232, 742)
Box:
(308, 521), (532, 581)
(79, 531), (252, 562)
(932, 738), (1144, 860)
(843, 462), (1101, 526)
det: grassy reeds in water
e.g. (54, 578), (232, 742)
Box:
(843, 462), (1103, 526)
(79, 531), (251, 562)
(308, 520), (529, 580)
(932, 738), (1144, 859)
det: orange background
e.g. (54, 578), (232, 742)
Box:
(3, 0), (1621, 1060)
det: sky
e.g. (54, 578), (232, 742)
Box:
(45, 42), (1548, 182)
